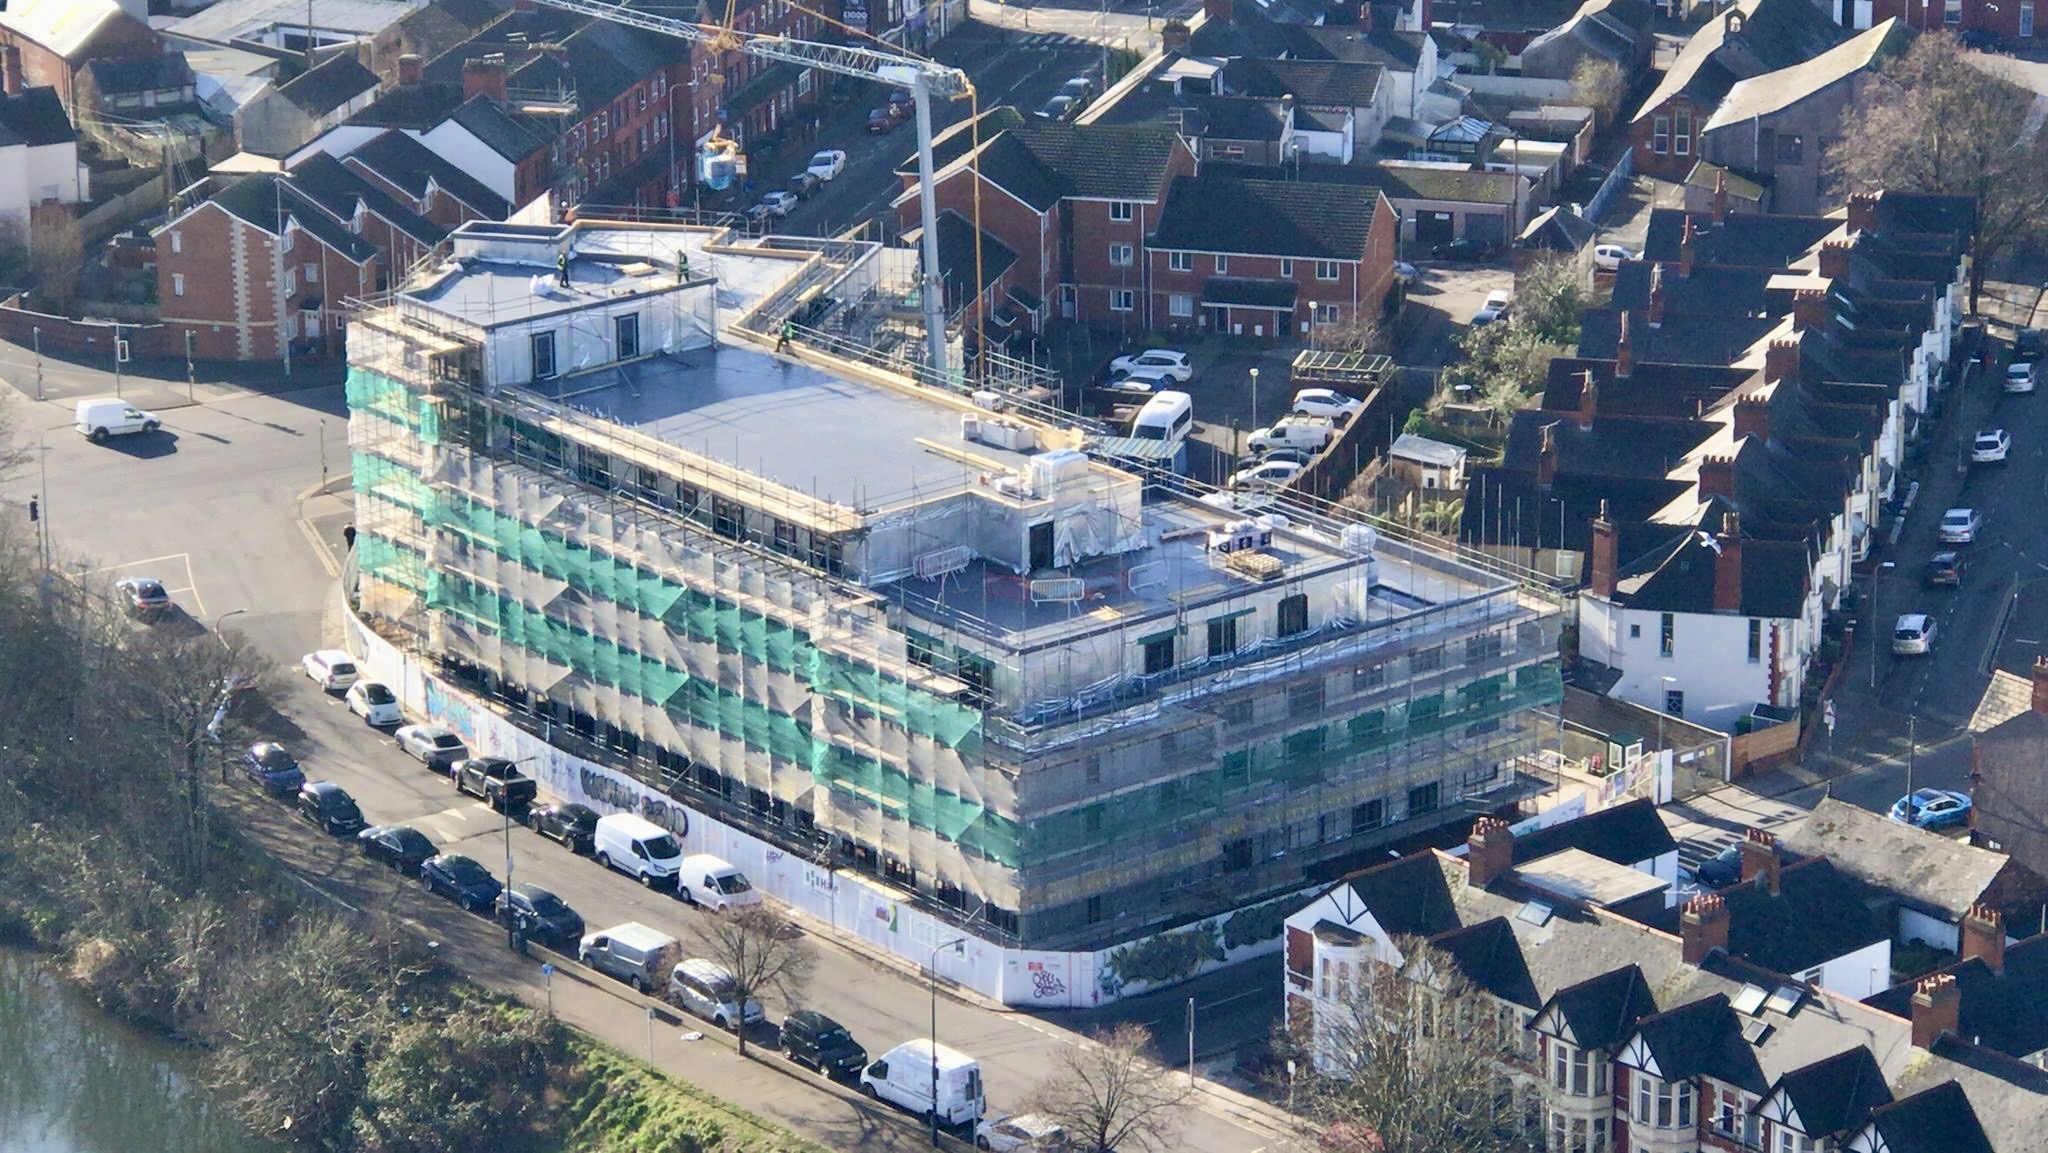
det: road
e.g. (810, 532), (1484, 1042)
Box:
(0, 357), (1293, 1151)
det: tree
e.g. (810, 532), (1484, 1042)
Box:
(28, 203), (82, 315)
(1284, 940), (1538, 1153)
(1828, 32), (2048, 309)
(1311, 312), (1385, 355)
(687, 905), (814, 1057)
(1570, 58), (1626, 129)
(1510, 253), (1588, 345)
(1026, 1022), (1189, 1153)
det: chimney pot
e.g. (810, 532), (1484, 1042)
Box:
(1792, 289), (1829, 333)
(1589, 499), (1617, 596)
(1818, 239), (1853, 281)
(1680, 893), (1729, 964)
(1162, 19), (1191, 52)
(1697, 454), (1735, 501)
(1739, 827), (1780, 895)
(1712, 510), (1742, 613)
(1732, 396), (1768, 441)
(1764, 337), (1800, 386)
(1467, 816), (1515, 888)
(1847, 191), (1879, 235)
(1911, 973), (1961, 1050)
(1962, 904), (2006, 973)
(397, 53), (424, 86)
(2033, 657), (2048, 715)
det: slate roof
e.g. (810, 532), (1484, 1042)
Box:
(1183, 3), (1432, 69)
(1519, 204), (1597, 253)
(503, 19), (679, 117)
(1641, 208), (1841, 269)
(1770, 1045), (1893, 1139)
(1634, 0), (1848, 123)
(1609, 261), (1774, 318)
(1511, 799), (1678, 868)
(0, 87), (75, 148)
(84, 53), (197, 96)
(1781, 798), (2048, 924)
(0, 0), (138, 61)
(1006, 121), (1179, 200)
(899, 105), (1025, 179)
(966, 131), (1066, 213)
(1546, 965), (1657, 1049)
(1704, 19), (1906, 133)
(1539, 358), (1753, 416)
(346, 128), (510, 218)
(1194, 95), (1288, 140)
(1580, 306), (1776, 367)
(1221, 57), (1384, 108)
(1864, 936), (2048, 1064)
(933, 210), (1017, 312)
(205, 174), (382, 264)
(448, 93), (550, 162)
(277, 53), (379, 116)
(1684, 160), (1768, 202)
(1661, 859), (1891, 976)
(1429, 917), (1539, 1008)
(1153, 175), (1379, 261)
(1606, 511), (1813, 619)
(286, 150), (448, 246)
(1854, 1081), (1996, 1153)
(1622, 994), (1757, 1085)
(346, 82), (467, 129)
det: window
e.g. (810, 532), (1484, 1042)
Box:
(1110, 289), (1135, 312)
(615, 313), (640, 359)
(1086, 895), (1103, 923)
(1169, 250), (1191, 272)
(1944, 0), (1961, 22)
(1412, 645), (1443, 674)
(1207, 615), (1238, 657)
(1409, 782), (1440, 815)
(1652, 115), (1671, 154)
(1314, 303), (1341, 325)
(172, 273), (185, 296)
(1279, 258), (1294, 278)
(169, 231), (182, 254)
(1353, 662), (1384, 691)
(303, 262), (318, 284)
(1629, 623), (1641, 639)
(1109, 243), (1134, 267)
(1748, 619), (1762, 663)
(1142, 633), (1176, 675)
(1215, 254), (1229, 273)
(1776, 1128), (1821, 1153)
(1776, 133), (1804, 164)
(1169, 293), (1193, 318)
(532, 331), (558, 379)
(1351, 798), (1383, 831)
(1660, 612), (1675, 657)
(1277, 592), (1309, 637)
(1674, 107), (1691, 156)
(1549, 1041), (1603, 1096)
(1315, 260), (1339, 281)
(1289, 679), (1324, 717)
(1665, 688), (1685, 716)
(1634, 1076), (1695, 1129)
(1109, 200), (1134, 222)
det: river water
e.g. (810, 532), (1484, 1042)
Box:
(0, 948), (281, 1153)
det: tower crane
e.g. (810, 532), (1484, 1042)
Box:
(526, 0), (969, 374)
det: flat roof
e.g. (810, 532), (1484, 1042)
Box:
(518, 347), (1039, 512)
(407, 256), (682, 327)
(167, 0), (415, 41)
(1515, 847), (1668, 909)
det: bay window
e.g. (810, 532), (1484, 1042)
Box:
(1549, 1041), (1605, 1096)
(1633, 1075), (1695, 1129)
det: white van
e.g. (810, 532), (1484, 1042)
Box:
(859, 1039), (984, 1126)
(668, 958), (764, 1029)
(676, 853), (762, 911)
(578, 921), (678, 992)
(1131, 390), (1193, 446)
(1248, 419), (1331, 453)
(593, 813), (684, 888)
(76, 398), (160, 442)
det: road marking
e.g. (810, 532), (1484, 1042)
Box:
(87, 551), (191, 575)
(298, 516), (342, 578)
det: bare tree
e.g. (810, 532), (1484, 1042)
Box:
(28, 203), (82, 315)
(1829, 32), (2048, 309)
(1570, 58), (1626, 129)
(1311, 312), (1385, 355)
(1283, 940), (1537, 1153)
(687, 904), (814, 1057)
(1026, 1022), (1189, 1153)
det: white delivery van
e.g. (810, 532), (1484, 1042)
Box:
(860, 1039), (984, 1126)
(1248, 419), (1330, 453)
(577, 921), (678, 992)
(75, 398), (160, 442)
(592, 813), (684, 888)
(1130, 390), (1193, 446)
(677, 853), (763, 911)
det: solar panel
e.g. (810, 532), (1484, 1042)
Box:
(1732, 985), (1769, 1016)
(1516, 900), (1555, 926)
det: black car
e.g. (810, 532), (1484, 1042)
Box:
(527, 801), (599, 852)
(887, 87), (914, 110)
(787, 171), (822, 198)
(452, 756), (538, 811)
(1431, 236), (1495, 263)
(867, 105), (902, 133)
(496, 883), (585, 947)
(418, 854), (503, 912)
(241, 742), (307, 797)
(780, 1009), (867, 1078)
(358, 824), (438, 875)
(1694, 844), (1744, 888)
(1924, 551), (1967, 588)
(114, 577), (173, 621)
(1033, 94), (1078, 122)
(295, 781), (365, 834)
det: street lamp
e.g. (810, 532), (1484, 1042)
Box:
(1871, 560), (1895, 690)
(1249, 366), (1261, 445)
(213, 607), (248, 652)
(928, 935), (967, 1147)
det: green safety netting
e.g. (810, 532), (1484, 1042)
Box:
(352, 452), (431, 512)
(345, 369), (439, 443)
(358, 534), (426, 591)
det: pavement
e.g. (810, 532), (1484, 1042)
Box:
(0, 345), (1299, 1152)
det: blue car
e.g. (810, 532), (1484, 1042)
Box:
(1889, 788), (1972, 829)
(241, 741), (306, 797)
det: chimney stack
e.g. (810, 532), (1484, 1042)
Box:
(1739, 828), (1780, 896)
(1359, 1), (1374, 31)
(463, 56), (508, 102)
(1, 45), (21, 97)
(2033, 657), (2048, 715)
(1732, 396), (1769, 441)
(1764, 337), (1800, 385)
(1680, 216), (1697, 276)
(397, 53), (424, 86)
(1847, 191), (1879, 235)
(1680, 893), (1729, 964)
(1589, 499), (1617, 595)
(1712, 170), (1728, 224)
(1792, 289), (1829, 333)
(1818, 239), (1853, 281)
(1577, 370), (1599, 429)
(1962, 904), (2006, 973)
(1911, 974), (1961, 1050)
(1203, 0), (1235, 23)
(1697, 455), (1735, 500)
(1537, 422), (1558, 487)
(1467, 817), (1515, 888)
(1647, 261), (1667, 326)
(1615, 312), (1635, 377)
(1161, 18), (1191, 52)
(1712, 510), (1743, 613)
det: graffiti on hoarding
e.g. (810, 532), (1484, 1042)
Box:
(1026, 961), (1067, 1000)
(575, 765), (691, 837)
(424, 680), (477, 744)
(804, 866), (838, 894)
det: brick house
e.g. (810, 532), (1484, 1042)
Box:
(0, 0), (160, 111)
(1145, 174), (1398, 340)
(341, 128), (509, 228)
(1972, 658), (2048, 883)
(1830, 0), (2040, 44)
(237, 52), (382, 158)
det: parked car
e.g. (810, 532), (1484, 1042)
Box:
(358, 824), (438, 874)
(1033, 94), (1078, 121)
(1247, 420), (1331, 453)
(295, 781), (364, 834)
(868, 105), (905, 133)
(786, 171), (822, 198)
(75, 397), (160, 442)
(241, 741), (306, 797)
(496, 883), (585, 947)
(593, 812), (683, 888)
(302, 648), (360, 691)
(1292, 388), (1361, 420)
(114, 577), (173, 621)
(677, 854), (763, 911)
(578, 921), (679, 993)
(528, 801), (600, 853)
(1938, 507), (1981, 544)
(2004, 361), (2038, 394)
(1923, 551), (1967, 588)
(1892, 613), (1936, 656)
(1889, 788), (1972, 829)
(668, 958), (765, 1030)
(395, 723), (468, 770)
(1431, 236), (1494, 262)
(1972, 429), (2011, 463)
(1592, 243), (1636, 270)
(781, 1009), (868, 1078)
(1471, 288), (1513, 326)
(1257, 447), (1314, 468)
(1056, 76), (1095, 105)
(1393, 260), (1420, 284)
(1108, 349), (1192, 381)
(1229, 459), (1304, 491)
(806, 150), (846, 181)
(753, 191), (799, 219)
(418, 854), (502, 912)
(2016, 327), (2045, 362)
(887, 87), (915, 110)
(1693, 844), (1744, 888)
(452, 756), (538, 811)
(345, 680), (402, 726)
(976, 1113), (1068, 1151)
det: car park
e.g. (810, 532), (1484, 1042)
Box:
(1431, 236), (1494, 263)
(496, 883), (585, 948)
(418, 854), (503, 912)
(302, 649), (360, 691)
(1971, 429), (2011, 463)
(1108, 349), (1192, 381)
(578, 921), (679, 993)
(75, 397), (161, 442)
(2005, 361), (2037, 394)
(528, 802), (599, 853)
(394, 723), (468, 769)
(295, 781), (365, 834)
(975, 1113), (1068, 1151)
(1229, 459), (1304, 491)
(668, 958), (765, 1030)
(1292, 388), (1361, 420)
(241, 741), (306, 797)
(781, 1009), (868, 1078)
(1938, 508), (1980, 544)
(452, 756), (538, 811)
(806, 150), (846, 181)
(1923, 551), (1966, 588)
(114, 577), (172, 620)
(1892, 613), (1936, 656)
(1889, 788), (1972, 829)
(1592, 244), (1636, 270)
(1471, 288), (1512, 326)
(345, 680), (402, 725)
(357, 825), (438, 875)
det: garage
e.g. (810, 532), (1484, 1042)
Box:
(1464, 211), (1508, 246)
(1414, 210), (1456, 246)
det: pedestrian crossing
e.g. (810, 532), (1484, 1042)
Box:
(1011, 30), (1096, 47)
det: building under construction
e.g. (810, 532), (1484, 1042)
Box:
(345, 218), (1564, 951)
